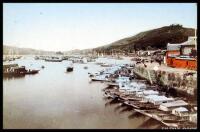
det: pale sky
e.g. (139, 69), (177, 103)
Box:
(3, 3), (197, 51)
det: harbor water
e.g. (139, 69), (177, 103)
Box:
(3, 56), (163, 129)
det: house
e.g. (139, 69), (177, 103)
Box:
(159, 100), (188, 112)
(166, 36), (197, 70)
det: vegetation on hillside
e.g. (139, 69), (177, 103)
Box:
(93, 24), (195, 54)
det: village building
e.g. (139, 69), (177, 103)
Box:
(165, 36), (197, 70)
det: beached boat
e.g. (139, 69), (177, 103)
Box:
(119, 94), (142, 101)
(104, 90), (119, 99)
(91, 74), (109, 81)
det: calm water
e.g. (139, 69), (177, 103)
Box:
(3, 57), (163, 129)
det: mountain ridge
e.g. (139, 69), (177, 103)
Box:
(93, 24), (195, 53)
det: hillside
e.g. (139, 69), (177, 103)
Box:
(94, 24), (195, 53)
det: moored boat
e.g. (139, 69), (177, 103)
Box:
(66, 64), (73, 72)
(26, 69), (40, 74)
(45, 57), (63, 62)
(3, 65), (27, 77)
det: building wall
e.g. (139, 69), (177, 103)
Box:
(182, 47), (192, 55)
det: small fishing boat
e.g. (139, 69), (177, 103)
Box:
(91, 74), (109, 81)
(34, 56), (39, 60)
(66, 63), (73, 72)
(84, 66), (88, 69)
(45, 57), (63, 62)
(101, 63), (112, 67)
(26, 69), (40, 74)
(66, 67), (73, 72)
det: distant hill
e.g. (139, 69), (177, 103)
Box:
(3, 45), (56, 55)
(93, 24), (195, 53)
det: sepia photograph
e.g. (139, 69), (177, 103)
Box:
(3, 3), (197, 129)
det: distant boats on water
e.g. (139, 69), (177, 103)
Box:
(44, 57), (63, 62)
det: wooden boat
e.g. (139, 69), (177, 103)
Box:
(34, 56), (39, 60)
(66, 67), (73, 72)
(91, 74), (109, 81)
(3, 66), (27, 77)
(124, 101), (140, 109)
(26, 69), (40, 74)
(45, 57), (62, 62)
(119, 94), (142, 101)
(101, 63), (112, 67)
(84, 66), (88, 69)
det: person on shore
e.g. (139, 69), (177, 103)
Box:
(156, 55), (162, 66)
(141, 59), (147, 67)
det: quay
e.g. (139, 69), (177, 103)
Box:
(132, 62), (197, 97)
(90, 61), (197, 129)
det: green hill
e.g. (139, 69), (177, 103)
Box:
(94, 24), (195, 53)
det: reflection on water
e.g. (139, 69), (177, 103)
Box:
(138, 117), (159, 129)
(3, 76), (25, 80)
(118, 106), (133, 114)
(114, 104), (123, 112)
(3, 57), (162, 129)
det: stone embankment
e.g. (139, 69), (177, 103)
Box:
(132, 62), (197, 97)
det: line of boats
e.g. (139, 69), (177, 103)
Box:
(89, 64), (197, 128)
(3, 63), (75, 77)
(3, 55), (22, 62)
(34, 55), (96, 63)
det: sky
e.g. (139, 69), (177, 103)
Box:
(3, 3), (197, 51)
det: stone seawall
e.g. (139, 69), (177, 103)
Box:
(132, 66), (197, 97)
